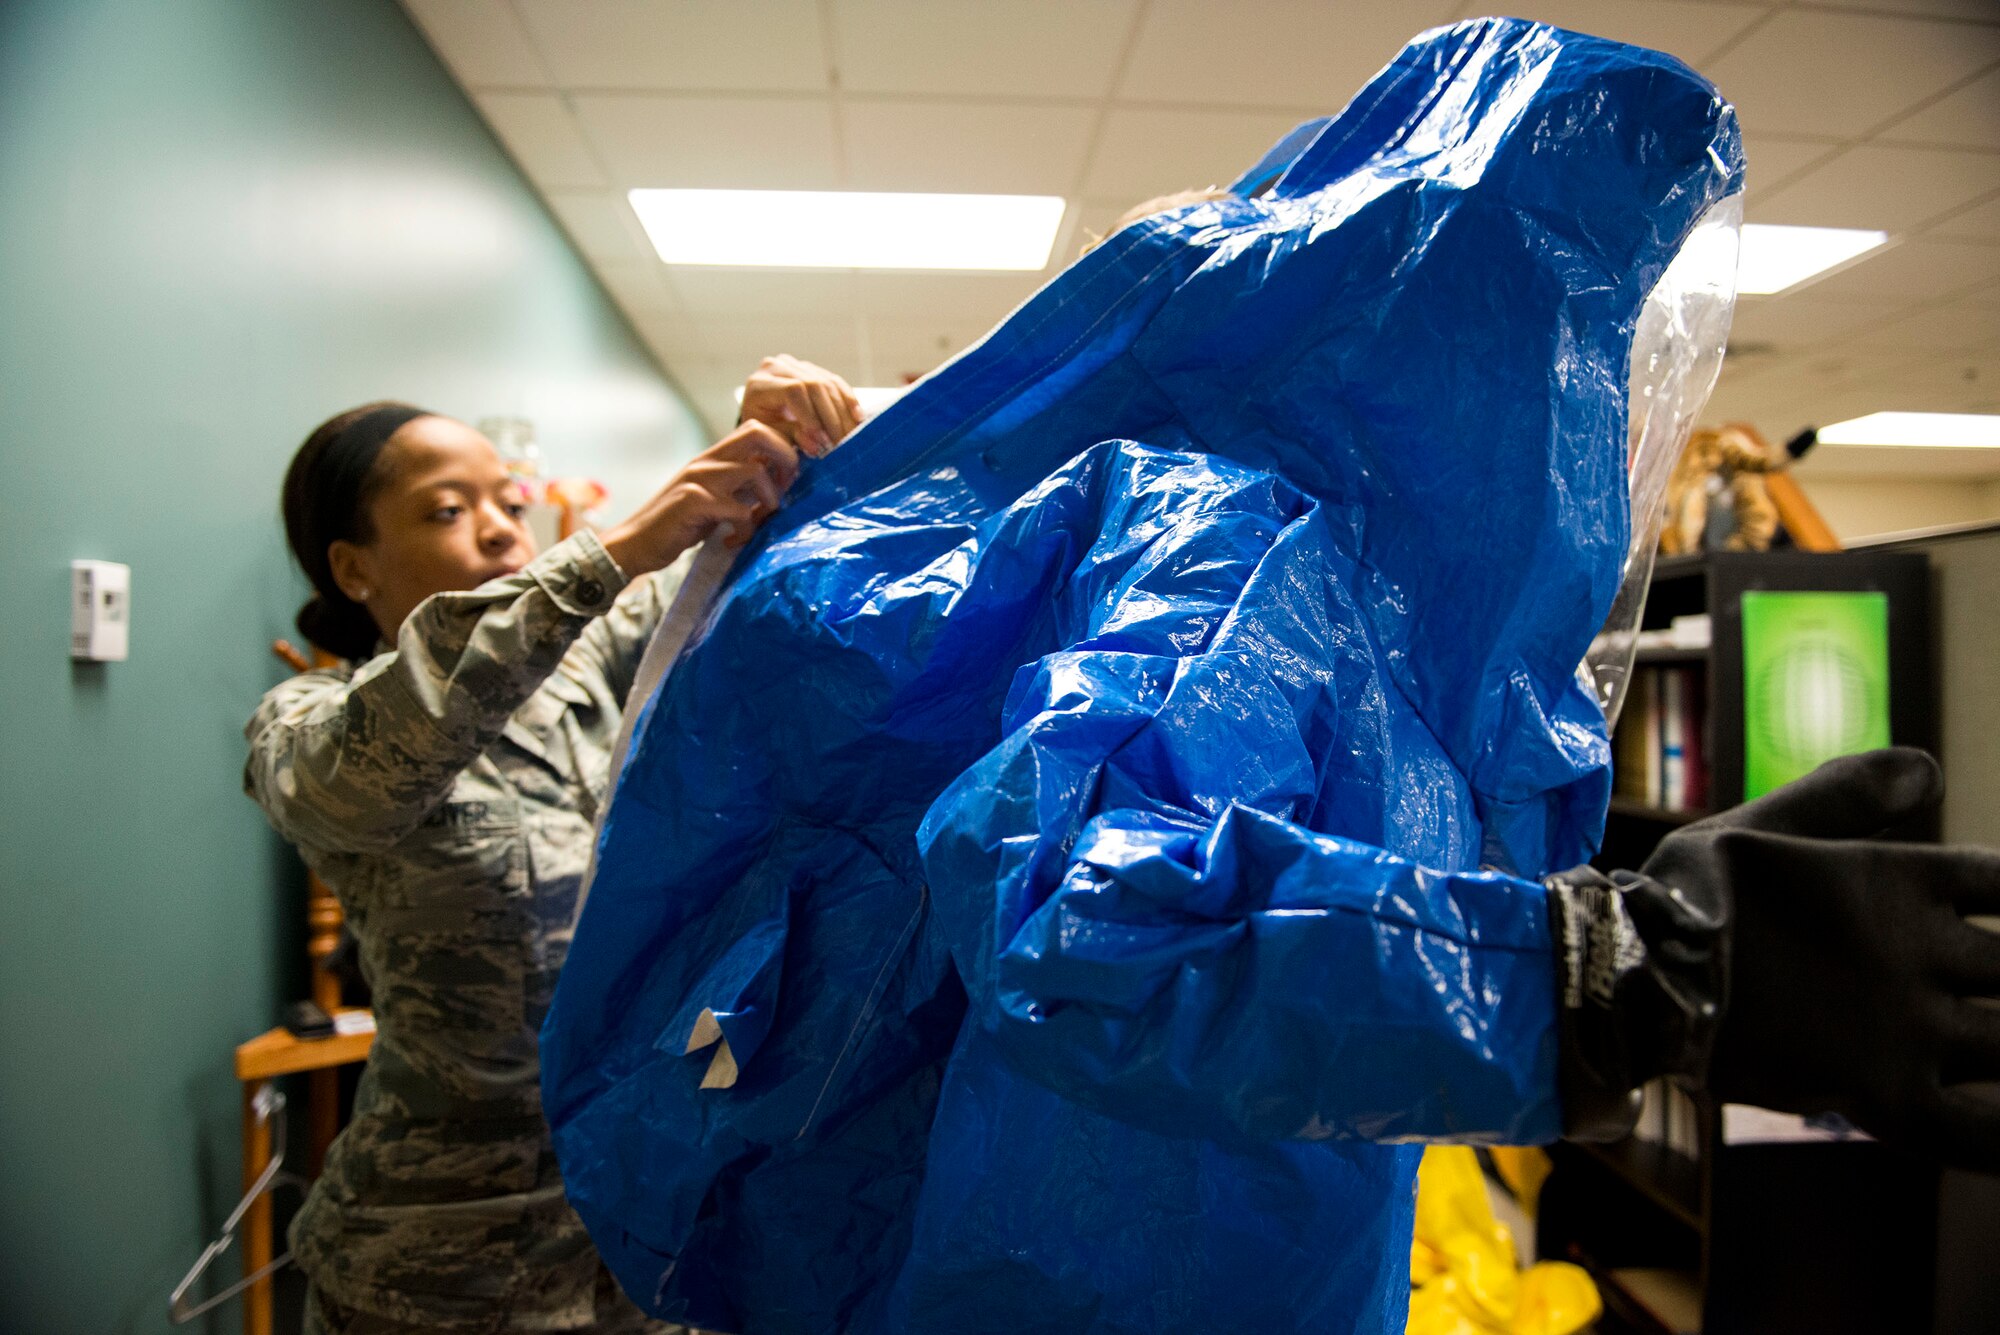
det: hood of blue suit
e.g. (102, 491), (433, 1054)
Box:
(658, 26), (1741, 876)
(544, 18), (1743, 1335)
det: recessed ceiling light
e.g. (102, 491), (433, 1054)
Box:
(1818, 412), (2000, 448)
(1737, 224), (1889, 296)
(630, 189), (1065, 270)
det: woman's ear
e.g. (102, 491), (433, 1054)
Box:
(327, 539), (376, 605)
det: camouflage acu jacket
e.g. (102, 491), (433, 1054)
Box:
(245, 531), (678, 1328)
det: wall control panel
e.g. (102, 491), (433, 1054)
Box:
(71, 560), (130, 661)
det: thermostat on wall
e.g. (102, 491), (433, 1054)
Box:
(71, 560), (130, 661)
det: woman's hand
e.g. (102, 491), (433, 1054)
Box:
(600, 421), (801, 575)
(738, 354), (862, 458)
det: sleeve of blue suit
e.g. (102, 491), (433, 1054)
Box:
(917, 455), (1563, 1148)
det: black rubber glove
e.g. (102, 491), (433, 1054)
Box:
(1650, 748), (2000, 1169)
(1550, 749), (2000, 1169)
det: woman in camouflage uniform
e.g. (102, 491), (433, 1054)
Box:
(246, 358), (859, 1334)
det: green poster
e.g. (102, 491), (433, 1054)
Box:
(1741, 590), (1891, 799)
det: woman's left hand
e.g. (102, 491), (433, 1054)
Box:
(738, 354), (862, 459)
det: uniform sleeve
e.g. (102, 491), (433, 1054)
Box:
(560, 548), (690, 708)
(916, 652), (1565, 1149)
(245, 530), (629, 853)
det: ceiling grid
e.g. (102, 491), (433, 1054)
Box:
(401, 0), (2000, 482)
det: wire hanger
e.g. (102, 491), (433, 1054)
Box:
(168, 1083), (307, 1324)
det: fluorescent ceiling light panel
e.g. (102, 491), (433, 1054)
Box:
(1818, 412), (2000, 449)
(1737, 223), (1889, 295)
(631, 189), (1064, 270)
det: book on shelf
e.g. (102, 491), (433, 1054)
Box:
(1611, 663), (1708, 813)
(1661, 670), (1686, 810)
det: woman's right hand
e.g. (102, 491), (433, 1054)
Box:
(600, 421), (801, 576)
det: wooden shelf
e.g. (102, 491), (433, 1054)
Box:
(235, 1009), (375, 1080)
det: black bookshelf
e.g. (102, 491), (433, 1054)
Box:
(1542, 548), (1940, 1335)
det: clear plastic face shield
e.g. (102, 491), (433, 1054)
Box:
(1584, 195), (1743, 731)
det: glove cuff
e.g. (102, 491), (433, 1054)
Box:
(1545, 866), (1726, 1141)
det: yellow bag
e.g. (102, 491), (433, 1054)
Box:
(1407, 1147), (1599, 1335)
(1486, 1145), (1553, 1218)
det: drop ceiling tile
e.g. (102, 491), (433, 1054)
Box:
(865, 316), (989, 383)
(1929, 191), (2000, 241)
(592, 260), (681, 315)
(1856, 298), (2000, 354)
(1713, 343), (1785, 385)
(511, 0), (827, 91)
(1471, 0), (1768, 70)
(1799, 236), (2000, 303)
(681, 317), (868, 378)
(640, 347), (737, 417)
(638, 318), (717, 371)
(1752, 143), (2000, 233)
(1119, 0), (1458, 112)
(1082, 106), (1312, 204)
(1751, 376), (1920, 430)
(1727, 293), (1907, 348)
(1072, 199), (1140, 252)
(627, 306), (708, 358)
(1810, 344), (1941, 386)
(832, 0), (1139, 98)
(1743, 134), (1843, 195)
(1700, 327), (1996, 448)
(572, 95), (840, 188)
(1792, 0), (2000, 22)
(542, 190), (651, 262)
(473, 93), (605, 188)
(1702, 372), (1789, 422)
(663, 268), (863, 320)
(842, 100), (1096, 195)
(855, 270), (1047, 324)
(1776, 346), (2000, 421)
(1864, 346), (2000, 408)
(401, 0), (549, 87)
(1703, 9), (2000, 138)
(1876, 66), (2000, 151)
(1706, 401), (1832, 449)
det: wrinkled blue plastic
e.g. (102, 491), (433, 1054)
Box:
(544, 18), (1742, 1335)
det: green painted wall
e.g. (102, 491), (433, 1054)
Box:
(0, 3), (706, 1330)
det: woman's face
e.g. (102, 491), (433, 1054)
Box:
(328, 416), (538, 645)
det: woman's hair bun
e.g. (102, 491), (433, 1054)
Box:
(295, 594), (382, 663)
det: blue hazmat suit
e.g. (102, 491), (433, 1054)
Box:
(541, 18), (1744, 1334)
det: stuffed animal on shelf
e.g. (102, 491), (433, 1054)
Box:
(1660, 424), (1780, 555)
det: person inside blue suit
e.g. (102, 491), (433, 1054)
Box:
(542, 19), (2000, 1335)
